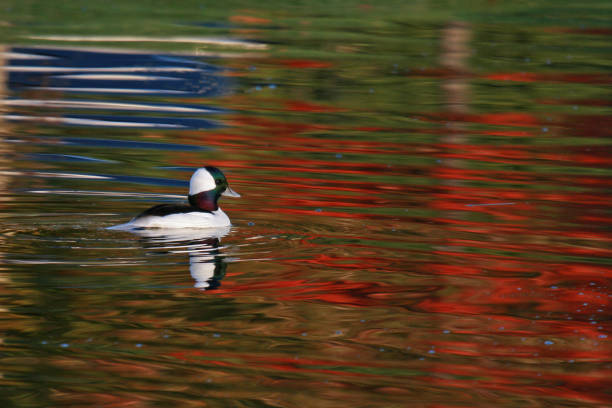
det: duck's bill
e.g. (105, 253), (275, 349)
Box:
(222, 186), (241, 197)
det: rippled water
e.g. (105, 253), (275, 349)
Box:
(1, 2), (611, 407)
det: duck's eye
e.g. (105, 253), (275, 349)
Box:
(215, 179), (223, 185)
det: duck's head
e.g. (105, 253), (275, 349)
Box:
(188, 166), (240, 211)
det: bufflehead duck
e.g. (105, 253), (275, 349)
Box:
(109, 166), (240, 230)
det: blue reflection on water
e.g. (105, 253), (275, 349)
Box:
(6, 47), (230, 129)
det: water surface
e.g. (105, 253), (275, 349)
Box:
(1, 2), (611, 407)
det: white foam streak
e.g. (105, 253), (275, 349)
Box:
(28, 35), (268, 49)
(27, 190), (185, 200)
(53, 74), (183, 81)
(22, 86), (190, 94)
(3, 66), (200, 73)
(34, 172), (112, 180)
(1, 99), (214, 113)
(0, 51), (57, 60)
(3, 114), (185, 128)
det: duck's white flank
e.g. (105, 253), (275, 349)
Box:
(109, 208), (231, 230)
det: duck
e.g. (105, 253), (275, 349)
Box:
(108, 166), (240, 230)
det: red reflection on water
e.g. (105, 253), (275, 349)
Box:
(431, 112), (540, 127)
(172, 52), (612, 406)
(217, 276), (430, 307)
(229, 15), (272, 25)
(403, 66), (612, 85)
(545, 27), (612, 36)
(485, 72), (612, 84)
(167, 348), (395, 378)
(425, 362), (611, 405)
(276, 59), (333, 69)
(285, 100), (346, 113)
(537, 98), (610, 107)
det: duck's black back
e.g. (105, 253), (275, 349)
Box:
(136, 204), (210, 218)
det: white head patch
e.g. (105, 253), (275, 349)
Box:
(189, 168), (216, 195)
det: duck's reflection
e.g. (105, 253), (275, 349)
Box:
(129, 226), (231, 290)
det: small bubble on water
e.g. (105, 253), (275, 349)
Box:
(335, 330), (343, 335)
(269, 84), (277, 89)
(41, 340), (48, 345)
(542, 127), (549, 132)
(443, 330), (451, 334)
(335, 153), (343, 158)
(428, 349), (436, 354)
(550, 285), (558, 289)
(379, 348), (385, 352)
(60, 343), (69, 348)
(247, 221), (255, 226)
(544, 340), (554, 346)
(135, 343), (143, 348)
(213, 333), (221, 338)
(315, 208), (322, 212)
(301, 332), (308, 337)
